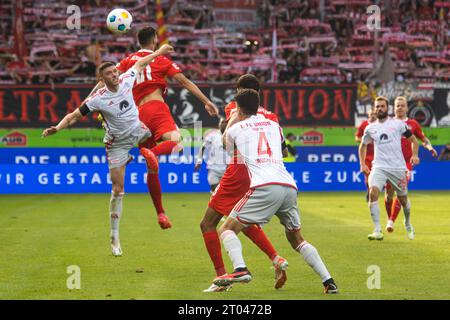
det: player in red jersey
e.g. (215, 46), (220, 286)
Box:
(355, 106), (377, 202)
(384, 96), (437, 236)
(115, 27), (218, 229)
(201, 74), (289, 292)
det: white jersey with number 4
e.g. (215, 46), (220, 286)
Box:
(362, 118), (409, 170)
(227, 114), (297, 189)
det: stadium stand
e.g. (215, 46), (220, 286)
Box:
(1, 0), (449, 86)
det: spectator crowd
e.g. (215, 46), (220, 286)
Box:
(0, 0), (449, 86)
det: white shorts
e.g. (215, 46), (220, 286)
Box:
(229, 184), (301, 232)
(105, 123), (152, 169)
(368, 167), (408, 196)
(207, 169), (224, 186)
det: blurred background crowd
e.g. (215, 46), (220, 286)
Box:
(0, 0), (449, 87)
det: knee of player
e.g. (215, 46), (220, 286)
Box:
(398, 196), (409, 207)
(369, 188), (379, 201)
(199, 218), (212, 233)
(112, 184), (124, 195)
(166, 131), (182, 143)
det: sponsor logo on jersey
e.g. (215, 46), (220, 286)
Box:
(119, 100), (130, 111)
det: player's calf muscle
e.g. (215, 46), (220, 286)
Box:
(200, 208), (222, 232)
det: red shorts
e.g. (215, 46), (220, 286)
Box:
(138, 100), (178, 143)
(208, 163), (250, 216)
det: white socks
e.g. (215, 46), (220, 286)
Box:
(221, 230), (246, 270)
(403, 200), (411, 227)
(109, 192), (124, 239)
(369, 201), (381, 232)
(297, 241), (331, 282)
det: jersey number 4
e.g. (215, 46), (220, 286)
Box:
(136, 65), (153, 84)
(257, 132), (272, 157)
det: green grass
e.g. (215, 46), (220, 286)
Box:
(0, 192), (449, 300)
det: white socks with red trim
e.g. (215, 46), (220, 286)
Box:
(369, 201), (382, 233)
(109, 192), (124, 239)
(221, 230), (246, 270)
(297, 241), (331, 282)
(403, 200), (412, 227)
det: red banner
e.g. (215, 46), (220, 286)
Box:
(0, 84), (357, 128)
(13, 0), (28, 60)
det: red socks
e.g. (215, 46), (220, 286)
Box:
(150, 141), (179, 156)
(385, 198), (393, 219)
(390, 198), (402, 222)
(202, 231), (226, 276)
(146, 173), (164, 214)
(243, 225), (278, 261)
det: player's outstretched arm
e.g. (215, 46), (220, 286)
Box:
(358, 143), (370, 174)
(172, 73), (219, 117)
(42, 109), (83, 137)
(134, 44), (174, 73)
(421, 137), (438, 157)
(409, 135), (420, 165)
(194, 145), (206, 171)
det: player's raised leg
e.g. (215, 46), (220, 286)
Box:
(109, 165), (126, 256)
(138, 104), (182, 229)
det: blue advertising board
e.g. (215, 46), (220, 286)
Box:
(1, 162), (449, 194)
(0, 146), (443, 165)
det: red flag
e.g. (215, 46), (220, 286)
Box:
(13, 0), (28, 60)
(155, 0), (168, 45)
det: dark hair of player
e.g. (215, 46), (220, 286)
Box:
(235, 89), (260, 115)
(98, 61), (116, 75)
(138, 27), (157, 47)
(237, 74), (260, 91)
(286, 133), (295, 139)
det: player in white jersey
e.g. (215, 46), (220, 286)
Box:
(359, 96), (420, 241)
(194, 119), (228, 192)
(212, 89), (338, 294)
(42, 44), (174, 256)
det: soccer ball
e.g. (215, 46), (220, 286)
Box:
(106, 9), (132, 35)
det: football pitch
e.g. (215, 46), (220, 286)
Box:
(1, 191), (449, 300)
